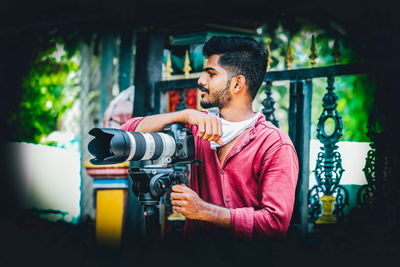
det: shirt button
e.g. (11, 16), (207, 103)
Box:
(225, 197), (230, 203)
(221, 170), (225, 174)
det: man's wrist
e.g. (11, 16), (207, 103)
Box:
(175, 109), (189, 124)
(197, 201), (231, 228)
(197, 201), (213, 221)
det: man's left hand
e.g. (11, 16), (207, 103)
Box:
(170, 184), (206, 220)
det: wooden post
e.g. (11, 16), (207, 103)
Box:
(288, 80), (312, 237)
(119, 30), (133, 91)
(128, 30), (164, 239)
(298, 80), (312, 236)
(100, 32), (115, 123)
(288, 81), (298, 146)
(133, 31), (164, 116)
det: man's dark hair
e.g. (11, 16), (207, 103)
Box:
(202, 36), (268, 99)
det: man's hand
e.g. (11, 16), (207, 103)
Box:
(183, 109), (223, 145)
(170, 184), (231, 228)
(133, 109), (223, 145)
(170, 184), (207, 220)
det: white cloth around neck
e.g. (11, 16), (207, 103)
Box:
(207, 108), (261, 150)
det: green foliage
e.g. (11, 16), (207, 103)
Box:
(254, 24), (375, 142)
(8, 41), (80, 144)
(335, 74), (375, 142)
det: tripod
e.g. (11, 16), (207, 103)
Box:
(129, 166), (183, 241)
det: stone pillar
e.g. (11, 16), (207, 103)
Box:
(79, 40), (95, 219)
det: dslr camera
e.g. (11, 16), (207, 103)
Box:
(88, 123), (199, 237)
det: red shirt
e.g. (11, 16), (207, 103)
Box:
(121, 114), (298, 241)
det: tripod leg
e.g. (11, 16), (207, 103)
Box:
(144, 206), (160, 241)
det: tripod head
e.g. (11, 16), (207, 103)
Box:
(129, 166), (184, 217)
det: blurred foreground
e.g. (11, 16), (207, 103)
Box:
(0, 209), (399, 267)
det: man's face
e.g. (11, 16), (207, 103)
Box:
(197, 54), (232, 109)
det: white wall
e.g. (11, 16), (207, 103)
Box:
(4, 142), (81, 223)
(309, 139), (370, 187)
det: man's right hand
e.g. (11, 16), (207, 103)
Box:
(183, 109), (223, 145)
(133, 109), (223, 145)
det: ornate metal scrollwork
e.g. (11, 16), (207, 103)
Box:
(308, 76), (349, 223)
(357, 112), (378, 209)
(357, 146), (376, 208)
(308, 185), (323, 222)
(262, 81), (279, 127)
(331, 184), (349, 219)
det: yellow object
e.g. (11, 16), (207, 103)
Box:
(315, 195), (337, 224)
(183, 50), (192, 79)
(309, 35), (318, 67)
(83, 159), (130, 168)
(165, 52), (173, 80)
(285, 40), (294, 70)
(266, 41), (273, 71)
(161, 203), (166, 240)
(96, 189), (127, 247)
(167, 210), (186, 221)
(332, 38), (341, 65)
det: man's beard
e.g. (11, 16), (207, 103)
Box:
(200, 83), (231, 109)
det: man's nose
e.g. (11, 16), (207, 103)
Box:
(198, 73), (207, 87)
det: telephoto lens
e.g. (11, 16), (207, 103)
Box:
(88, 128), (176, 164)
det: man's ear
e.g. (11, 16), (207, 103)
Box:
(231, 75), (246, 94)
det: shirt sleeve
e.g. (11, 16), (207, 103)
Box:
(230, 143), (299, 240)
(120, 117), (145, 131)
(120, 113), (203, 133)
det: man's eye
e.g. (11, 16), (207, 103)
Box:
(208, 72), (215, 77)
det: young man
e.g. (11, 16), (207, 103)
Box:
(121, 36), (298, 241)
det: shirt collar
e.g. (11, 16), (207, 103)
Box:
(231, 113), (264, 152)
(248, 113), (264, 140)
